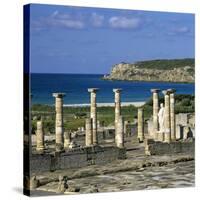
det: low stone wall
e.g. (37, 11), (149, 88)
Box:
(30, 146), (126, 173)
(144, 139), (195, 156)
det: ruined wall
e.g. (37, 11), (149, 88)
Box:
(145, 139), (195, 156)
(30, 154), (52, 173)
(30, 146), (126, 173)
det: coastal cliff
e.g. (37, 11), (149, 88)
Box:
(103, 59), (194, 83)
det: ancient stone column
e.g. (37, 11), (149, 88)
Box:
(64, 131), (71, 149)
(151, 89), (160, 140)
(113, 89), (122, 142)
(167, 89), (176, 141)
(36, 120), (44, 152)
(162, 90), (171, 143)
(115, 116), (124, 148)
(97, 120), (101, 130)
(85, 118), (93, 146)
(53, 93), (65, 151)
(137, 108), (144, 142)
(88, 88), (99, 145)
(124, 120), (129, 137)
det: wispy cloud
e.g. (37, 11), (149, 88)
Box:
(167, 26), (192, 36)
(31, 10), (85, 31)
(108, 16), (142, 29)
(173, 26), (190, 33)
(90, 12), (104, 27)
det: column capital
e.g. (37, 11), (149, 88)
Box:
(88, 88), (99, 93)
(53, 93), (66, 98)
(167, 88), (176, 94)
(151, 89), (160, 93)
(162, 90), (170, 96)
(113, 88), (122, 93)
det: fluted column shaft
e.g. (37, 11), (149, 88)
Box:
(163, 90), (171, 143)
(64, 131), (71, 149)
(113, 89), (122, 143)
(88, 88), (99, 145)
(151, 89), (160, 140)
(137, 108), (144, 142)
(168, 89), (176, 141)
(36, 120), (44, 152)
(85, 118), (93, 146)
(53, 93), (65, 150)
(115, 116), (124, 148)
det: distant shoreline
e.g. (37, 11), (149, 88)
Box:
(32, 101), (146, 108)
(63, 102), (146, 107)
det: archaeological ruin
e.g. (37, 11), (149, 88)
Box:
(25, 87), (195, 193)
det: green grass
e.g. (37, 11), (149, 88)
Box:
(31, 94), (194, 133)
(135, 58), (194, 70)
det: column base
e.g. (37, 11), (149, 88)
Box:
(157, 131), (164, 142)
(55, 143), (64, 152)
(36, 147), (44, 154)
(137, 137), (144, 143)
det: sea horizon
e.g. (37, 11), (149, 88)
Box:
(31, 73), (195, 105)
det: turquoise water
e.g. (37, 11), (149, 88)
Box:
(31, 73), (195, 105)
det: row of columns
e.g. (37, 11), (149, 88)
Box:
(151, 89), (176, 143)
(36, 88), (125, 152)
(85, 88), (124, 148)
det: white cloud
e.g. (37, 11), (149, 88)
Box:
(109, 16), (141, 29)
(32, 11), (85, 30)
(167, 26), (191, 36)
(91, 12), (104, 27)
(174, 26), (190, 33)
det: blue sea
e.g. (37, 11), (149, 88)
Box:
(31, 73), (195, 105)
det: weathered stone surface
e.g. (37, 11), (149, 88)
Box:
(88, 88), (99, 145)
(53, 93), (65, 151)
(115, 116), (124, 148)
(36, 120), (44, 152)
(103, 62), (194, 83)
(57, 175), (68, 193)
(85, 118), (93, 146)
(30, 176), (40, 190)
(30, 146), (126, 173)
(64, 131), (71, 149)
(144, 138), (195, 156)
(147, 118), (154, 137)
(137, 108), (144, 142)
(162, 90), (171, 143)
(168, 89), (176, 141)
(151, 89), (160, 140)
(113, 89), (122, 142)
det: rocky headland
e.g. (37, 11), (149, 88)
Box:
(103, 58), (194, 83)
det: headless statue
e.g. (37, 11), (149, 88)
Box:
(158, 103), (165, 133)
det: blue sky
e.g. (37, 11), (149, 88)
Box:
(29, 4), (195, 74)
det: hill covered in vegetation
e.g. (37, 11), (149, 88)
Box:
(103, 58), (194, 83)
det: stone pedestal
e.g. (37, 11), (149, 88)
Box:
(151, 89), (160, 140)
(157, 131), (164, 142)
(85, 118), (93, 146)
(64, 131), (71, 149)
(115, 116), (124, 148)
(162, 90), (171, 143)
(137, 108), (144, 142)
(167, 89), (176, 141)
(53, 93), (65, 151)
(36, 120), (44, 152)
(88, 88), (99, 145)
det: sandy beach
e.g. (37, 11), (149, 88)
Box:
(63, 101), (146, 107)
